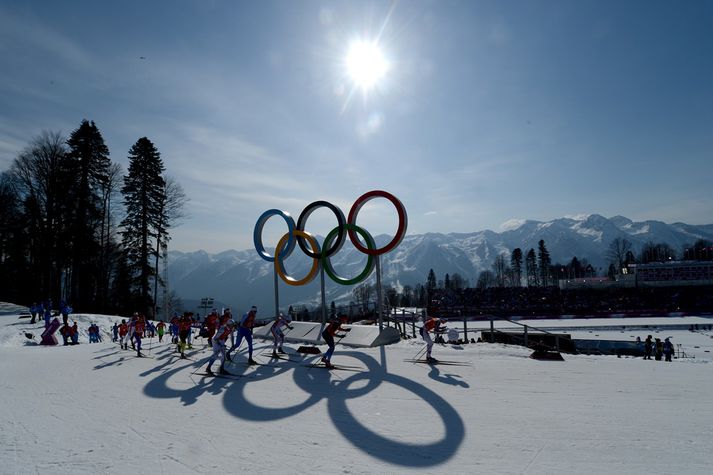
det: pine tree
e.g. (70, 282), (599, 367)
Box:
(510, 248), (523, 287)
(66, 120), (112, 310)
(537, 239), (551, 286)
(426, 269), (437, 301)
(569, 256), (582, 278)
(120, 137), (166, 316)
(525, 248), (539, 287)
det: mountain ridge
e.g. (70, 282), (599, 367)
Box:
(167, 215), (713, 315)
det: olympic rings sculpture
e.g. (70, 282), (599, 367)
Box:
(254, 190), (407, 286)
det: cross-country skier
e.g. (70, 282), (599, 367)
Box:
(186, 314), (195, 350)
(204, 319), (236, 375)
(133, 314), (146, 357)
(112, 322), (119, 342)
(321, 318), (351, 369)
(226, 306), (258, 365)
(119, 320), (129, 349)
(156, 320), (166, 342)
(421, 316), (446, 363)
(270, 313), (294, 358)
(221, 308), (234, 346)
(127, 314), (137, 350)
(204, 309), (219, 346)
(178, 313), (193, 359)
(170, 313), (180, 344)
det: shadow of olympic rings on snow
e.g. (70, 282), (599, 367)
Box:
(140, 348), (464, 467)
(221, 350), (465, 467)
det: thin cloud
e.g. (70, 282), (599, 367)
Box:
(0, 6), (94, 70)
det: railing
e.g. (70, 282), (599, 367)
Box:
(483, 316), (565, 352)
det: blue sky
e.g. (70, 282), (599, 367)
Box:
(1, 0), (711, 253)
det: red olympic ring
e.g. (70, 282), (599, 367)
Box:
(347, 190), (408, 256)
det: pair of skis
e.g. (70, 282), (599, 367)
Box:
(403, 358), (471, 366)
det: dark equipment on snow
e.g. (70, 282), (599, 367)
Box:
(24, 332), (35, 340)
(297, 345), (321, 354)
(530, 350), (565, 361)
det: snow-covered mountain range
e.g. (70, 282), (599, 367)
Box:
(167, 214), (713, 314)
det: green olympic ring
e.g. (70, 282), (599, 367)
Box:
(320, 224), (376, 286)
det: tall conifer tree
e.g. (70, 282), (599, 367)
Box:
(525, 248), (539, 287)
(120, 137), (166, 315)
(66, 120), (111, 308)
(511, 248), (523, 287)
(537, 239), (552, 286)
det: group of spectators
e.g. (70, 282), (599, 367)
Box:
(641, 335), (675, 362)
(30, 300), (86, 345)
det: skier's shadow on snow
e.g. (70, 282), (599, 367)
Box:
(427, 365), (470, 388)
(142, 361), (231, 406)
(220, 350), (465, 468)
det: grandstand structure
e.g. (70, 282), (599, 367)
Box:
(631, 260), (713, 286)
(559, 260), (713, 289)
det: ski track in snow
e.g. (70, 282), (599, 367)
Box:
(1, 302), (713, 474)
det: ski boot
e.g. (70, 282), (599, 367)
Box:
(324, 360), (335, 369)
(137, 352), (143, 358)
(248, 358), (258, 365)
(278, 347), (286, 354)
(426, 356), (438, 364)
(271, 350), (279, 358)
(180, 353), (187, 359)
(218, 365), (229, 375)
(205, 367), (214, 375)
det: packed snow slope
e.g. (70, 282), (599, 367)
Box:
(2, 302), (713, 474)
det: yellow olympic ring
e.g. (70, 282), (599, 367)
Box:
(274, 230), (320, 286)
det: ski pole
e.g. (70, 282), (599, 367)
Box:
(413, 345), (428, 362)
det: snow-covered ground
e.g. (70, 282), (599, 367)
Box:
(2, 302), (713, 474)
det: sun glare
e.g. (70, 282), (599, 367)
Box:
(345, 40), (389, 91)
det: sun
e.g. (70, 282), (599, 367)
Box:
(345, 40), (389, 91)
